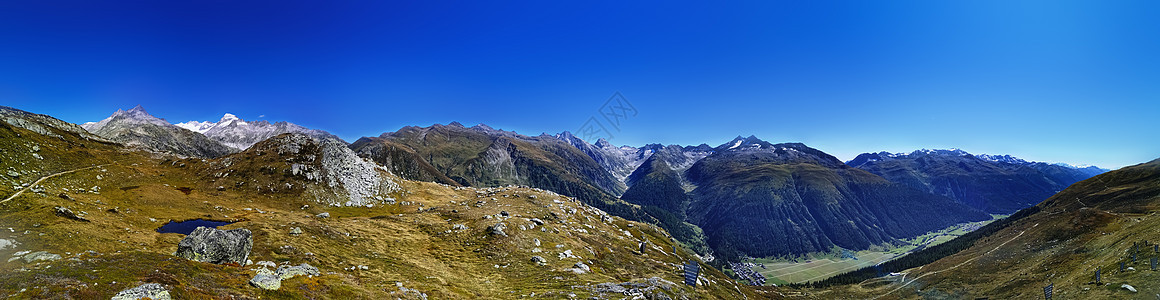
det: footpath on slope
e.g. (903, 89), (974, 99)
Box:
(1, 164), (113, 204)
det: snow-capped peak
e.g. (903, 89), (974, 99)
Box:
(175, 120), (215, 133)
(728, 139), (743, 149)
(219, 113), (247, 126)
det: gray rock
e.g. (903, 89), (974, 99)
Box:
(533, 238), (541, 247)
(22, 251), (61, 263)
(276, 263), (320, 280)
(250, 273), (282, 290)
(316, 212), (330, 218)
(500, 211), (510, 217)
(0, 238), (15, 251)
(54, 206), (88, 222)
(531, 256), (547, 265)
(174, 227), (252, 265)
(1123, 284), (1137, 293)
(289, 227), (303, 236)
(111, 283), (171, 300)
(489, 223), (508, 237)
(452, 224), (468, 230)
(574, 262), (590, 272)
(529, 218), (545, 226)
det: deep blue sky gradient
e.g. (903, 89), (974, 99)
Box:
(2, 1), (1158, 168)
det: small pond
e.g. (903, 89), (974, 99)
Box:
(155, 219), (235, 234)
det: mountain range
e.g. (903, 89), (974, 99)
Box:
(848, 149), (1108, 214)
(176, 113), (343, 151)
(3, 104), (1124, 294)
(82, 106), (344, 158)
(81, 105), (235, 158)
(72, 106), (1108, 262)
(0, 105), (757, 299)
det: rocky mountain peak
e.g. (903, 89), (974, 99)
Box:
(218, 113), (244, 125)
(82, 105), (172, 132)
(594, 138), (613, 149)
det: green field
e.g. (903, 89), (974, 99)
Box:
(749, 215), (1007, 285)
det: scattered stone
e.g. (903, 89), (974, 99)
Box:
(452, 224), (468, 230)
(276, 263), (321, 280)
(488, 223), (508, 237)
(531, 256), (547, 265)
(574, 262), (590, 272)
(22, 251), (61, 263)
(316, 212), (330, 218)
(529, 218), (544, 226)
(500, 211), (510, 217)
(250, 273), (281, 290)
(54, 206), (88, 222)
(256, 261), (277, 268)
(533, 238), (541, 247)
(111, 283), (171, 300)
(1123, 284), (1137, 293)
(0, 239), (15, 251)
(289, 227), (303, 236)
(558, 249), (578, 260)
(174, 227), (252, 265)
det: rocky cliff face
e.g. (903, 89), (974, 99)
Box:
(81, 106), (234, 158)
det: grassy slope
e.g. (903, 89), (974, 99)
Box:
(0, 121), (772, 299)
(815, 158), (1160, 299)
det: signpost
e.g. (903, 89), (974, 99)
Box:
(684, 260), (700, 287)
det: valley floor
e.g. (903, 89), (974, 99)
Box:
(749, 216), (1003, 285)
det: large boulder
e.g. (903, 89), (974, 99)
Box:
(174, 227), (252, 265)
(111, 283), (171, 300)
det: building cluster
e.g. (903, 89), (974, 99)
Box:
(729, 262), (767, 286)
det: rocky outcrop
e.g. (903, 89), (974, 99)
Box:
(174, 227), (252, 265)
(229, 133), (401, 207)
(111, 283), (171, 300)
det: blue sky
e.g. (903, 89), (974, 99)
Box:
(2, 1), (1158, 168)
